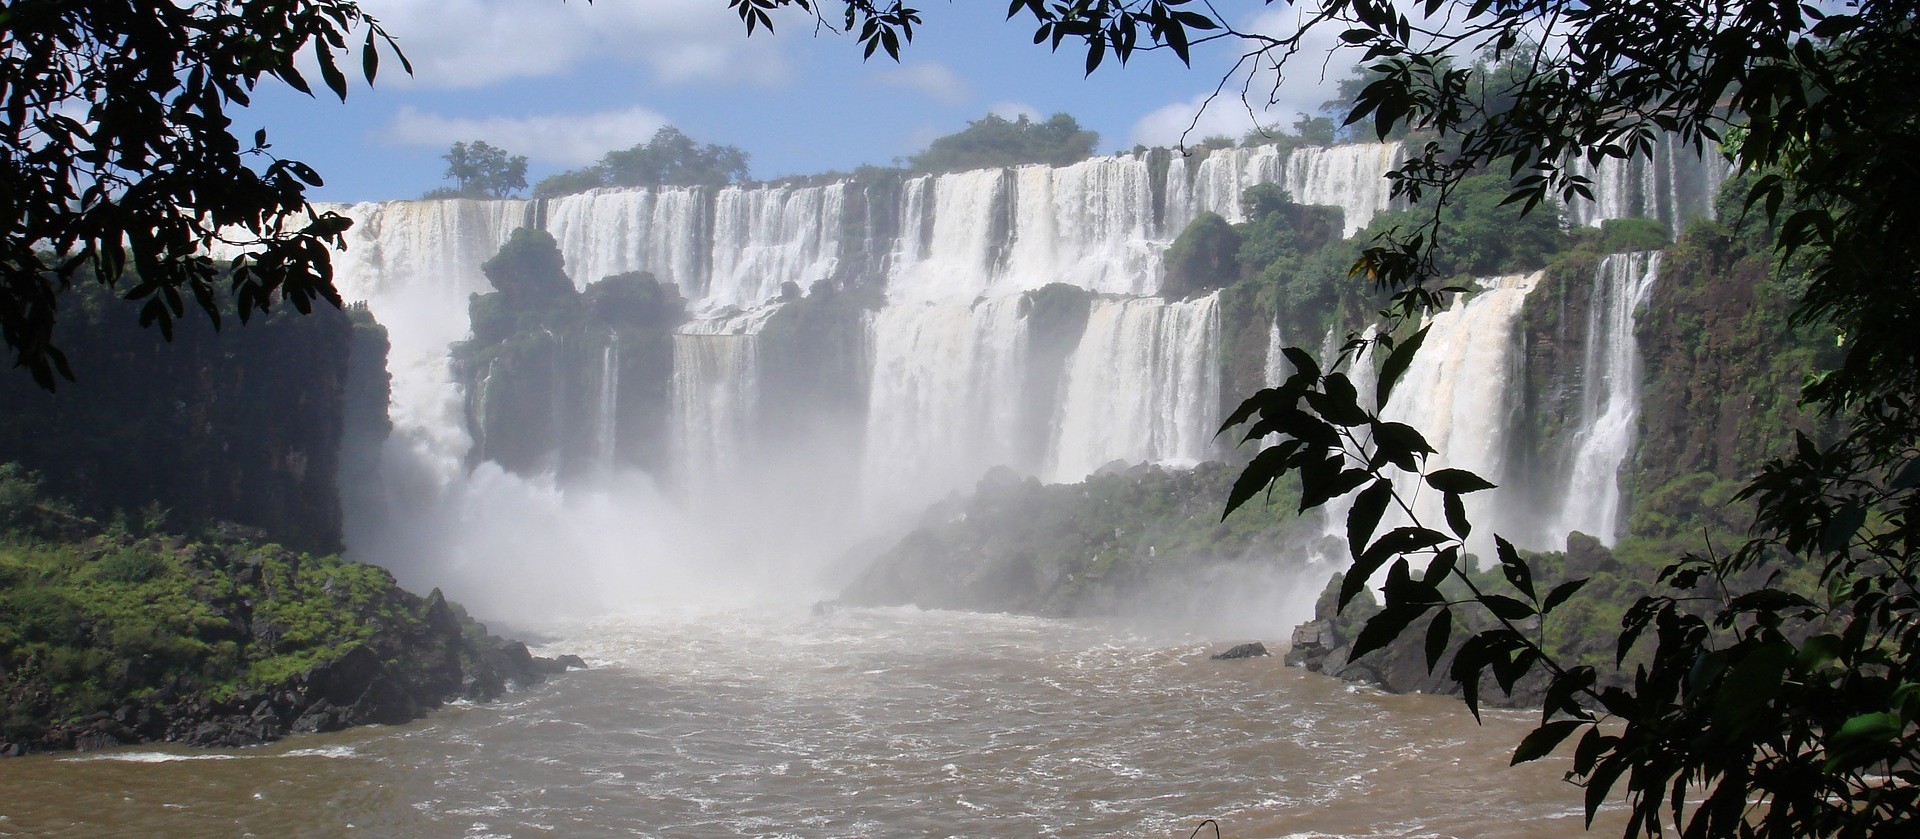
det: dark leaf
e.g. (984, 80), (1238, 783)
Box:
(1542, 579), (1588, 613)
(1427, 468), (1496, 494)
(1346, 479), (1394, 559)
(1482, 594), (1536, 621)
(1224, 445), (1290, 518)
(1282, 346), (1320, 380)
(1424, 608), (1452, 672)
(1351, 601), (1431, 662)
(1825, 712), (1902, 771)
(1496, 536), (1533, 600)
(1709, 641), (1792, 741)
(1890, 457), (1920, 491)
(1820, 501), (1866, 554)
(1443, 490), (1469, 539)
(1511, 720), (1583, 765)
(1423, 545), (1459, 585)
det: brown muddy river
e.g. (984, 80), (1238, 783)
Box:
(0, 606), (1619, 837)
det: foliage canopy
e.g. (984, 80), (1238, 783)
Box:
(0, 0), (406, 389)
(905, 112), (1099, 174)
(434, 140), (530, 199)
(533, 127), (751, 197)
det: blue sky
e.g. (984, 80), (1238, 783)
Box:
(242, 0), (1359, 202)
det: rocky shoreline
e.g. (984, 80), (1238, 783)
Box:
(0, 507), (585, 756)
(8, 591), (582, 756)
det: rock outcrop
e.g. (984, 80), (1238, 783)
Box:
(0, 511), (582, 756)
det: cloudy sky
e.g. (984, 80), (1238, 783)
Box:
(244, 0), (1359, 202)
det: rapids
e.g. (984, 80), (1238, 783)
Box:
(0, 606), (1619, 838)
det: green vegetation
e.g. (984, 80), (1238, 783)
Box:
(534, 127), (750, 197)
(905, 113), (1099, 174)
(1160, 212), (1240, 299)
(0, 1), (403, 388)
(428, 140), (530, 199)
(0, 465), (493, 748)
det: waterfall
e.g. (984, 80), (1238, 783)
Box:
(888, 170), (1009, 304)
(1048, 293), (1221, 482)
(597, 332), (620, 467)
(328, 198), (532, 481)
(1004, 157), (1162, 296)
(861, 298), (1031, 513)
(705, 183), (846, 310)
(1381, 273), (1541, 557)
(1567, 134), (1727, 234)
(1174, 145), (1286, 227)
(1546, 253), (1661, 546)
(543, 187), (709, 298)
(1263, 318), (1287, 386)
(671, 316), (766, 496)
(1159, 142), (1401, 237)
(1284, 143), (1403, 236)
(317, 139), (1623, 616)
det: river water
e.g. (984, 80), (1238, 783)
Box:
(0, 605), (1612, 838)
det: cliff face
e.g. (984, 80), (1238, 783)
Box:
(0, 285), (389, 554)
(453, 236), (688, 482)
(1626, 230), (1833, 540)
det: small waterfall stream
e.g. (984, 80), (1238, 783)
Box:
(1547, 253), (1662, 545)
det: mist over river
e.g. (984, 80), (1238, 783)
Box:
(0, 605), (1613, 838)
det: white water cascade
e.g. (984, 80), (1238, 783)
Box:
(1165, 142), (1401, 236)
(1049, 293), (1222, 482)
(1546, 253), (1662, 546)
(596, 333), (620, 466)
(861, 298), (1032, 515)
(1567, 134), (1728, 234)
(319, 138), (1684, 620)
(1264, 318), (1287, 387)
(1284, 143), (1405, 236)
(1381, 273), (1542, 556)
(671, 318), (764, 499)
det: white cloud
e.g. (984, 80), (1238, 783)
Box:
(359, 0), (791, 89)
(1126, 5), (1355, 148)
(868, 62), (971, 105)
(382, 105), (671, 165)
(988, 101), (1041, 121)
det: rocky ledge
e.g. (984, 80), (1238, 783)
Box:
(1, 519), (583, 756)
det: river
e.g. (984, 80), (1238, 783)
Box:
(0, 605), (1612, 838)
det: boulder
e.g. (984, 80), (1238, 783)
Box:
(1211, 642), (1270, 660)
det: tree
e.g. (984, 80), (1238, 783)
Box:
(438, 140), (529, 199)
(0, 1), (407, 389)
(533, 126), (750, 197)
(905, 112), (1098, 174)
(730, 1), (1920, 835)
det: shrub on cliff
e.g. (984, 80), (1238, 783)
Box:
(0, 473), (567, 755)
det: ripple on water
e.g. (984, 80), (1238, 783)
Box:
(0, 605), (1612, 838)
